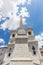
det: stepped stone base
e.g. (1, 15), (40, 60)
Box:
(10, 58), (33, 65)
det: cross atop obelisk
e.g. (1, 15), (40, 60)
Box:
(20, 15), (23, 29)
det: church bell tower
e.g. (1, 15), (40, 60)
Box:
(9, 15), (40, 65)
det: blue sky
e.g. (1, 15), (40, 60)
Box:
(0, 0), (43, 47)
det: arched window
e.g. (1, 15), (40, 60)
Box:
(8, 53), (11, 57)
(33, 50), (36, 55)
(32, 46), (35, 50)
(9, 48), (12, 50)
(32, 46), (36, 55)
(0, 53), (2, 55)
(28, 32), (31, 35)
(12, 34), (15, 37)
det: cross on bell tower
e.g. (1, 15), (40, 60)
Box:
(20, 15), (23, 29)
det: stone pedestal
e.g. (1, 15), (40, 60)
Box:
(10, 43), (33, 65)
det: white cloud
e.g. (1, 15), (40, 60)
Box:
(0, 14), (2, 20)
(0, 38), (5, 44)
(27, 0), (31, 5)
(0, 0), (31, 30)
(0, 21), (9, 30)
(13, 0), (26, 5)
(13, 0), (31, 5)
(0, 0), (3, 8)
(35, 32), (43, 48)
(19, 7), (30, 17)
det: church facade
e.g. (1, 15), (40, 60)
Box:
(0, 16), (43, 65)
